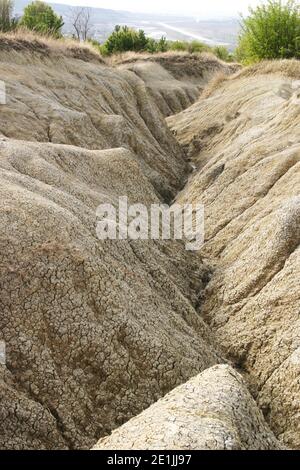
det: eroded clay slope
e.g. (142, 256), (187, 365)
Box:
(168, 60), (300, 448)
(94, 365), (283, 450)
(116, 53), (239, 116)
(0, 41), (237, 449)
(0, 37), (286, 451)
(0, 42), (233, 201)
(0, 138), (222, 449)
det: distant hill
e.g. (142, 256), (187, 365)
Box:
(14, 0), (240, 49)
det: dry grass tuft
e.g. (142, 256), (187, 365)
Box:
(109, 51), (240, 85)
(107, 50), (236, 67)
(107, 50), (194, 66)
(234, 59), (300, 80)
(201, 72), (229, 98)
(0, 30), (105, 63)
(200, 59), (300, 99)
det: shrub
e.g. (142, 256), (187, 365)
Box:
(169, 39), (219, 54)
(145, 37), (158, 53)
(103, 25), (149, 54)
(102, 25), (171, 55)
(156, 36), (168, 52)
(213, 45), (233, 62)
(235, 34), (254, 64)
(237, 0), (300, 63)
(94, 24), (234, 62)
(188, 40), (210, 53)
(20, 1), (64, 37)
(169, 40), (188, 51)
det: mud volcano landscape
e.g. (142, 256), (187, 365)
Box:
(0, 36), (299, 450)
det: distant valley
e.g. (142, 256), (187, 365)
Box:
(14, 1), (240, 49)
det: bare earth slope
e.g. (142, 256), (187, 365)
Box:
(0, 36), (298, 450)
(0, 44), (236, 201)
(95, 365), (283, 450)
(112, 52), (238, 116)
(0, 40), (237, 449)
(168, 60), (300, 448)
(0, 139), (221, 449)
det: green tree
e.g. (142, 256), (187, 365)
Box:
(156, 36), (168, 52)
(237, 0), (300, 63)
(0, 0), (18, 32)
(103, 25), (151, 54)
(20, 1), (64, 37)
(146, 37), (158, 53)
(136, 29), (148, 51)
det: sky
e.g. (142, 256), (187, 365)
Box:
(48, 0), (264, 18)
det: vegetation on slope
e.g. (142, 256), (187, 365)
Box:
(91, 25), (234, 62)
(20, 0), (64, 38)
(237, 0), (300, 63)
(0, 0), (234, 62)
(0, 0), (299, 66)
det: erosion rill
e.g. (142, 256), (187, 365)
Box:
(0, 38), (299, 450)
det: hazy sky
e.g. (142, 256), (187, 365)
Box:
(48, 0), (265, 18)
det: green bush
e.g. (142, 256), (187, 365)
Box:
(145, 36), (168, 53)
(188, 40), (210, 53)
(145, 37), (158, 53)
(237, 0), (300, 63)
(235, 34), (253, 64)
(101, 25), (171, 55)
(102, 25), (148, 54)
(213, 45), (233, 62)
(156, 36), (168, 52)
(92, 24), (233, 62)
(169, 39), (232, 59)
(169, 40), (188, 51)
(20, 1), (64, 37)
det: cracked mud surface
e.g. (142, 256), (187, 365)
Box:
(0, 42), (299, 450)
(95, 365), (284, 450)
(168, 62), (300, 448)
